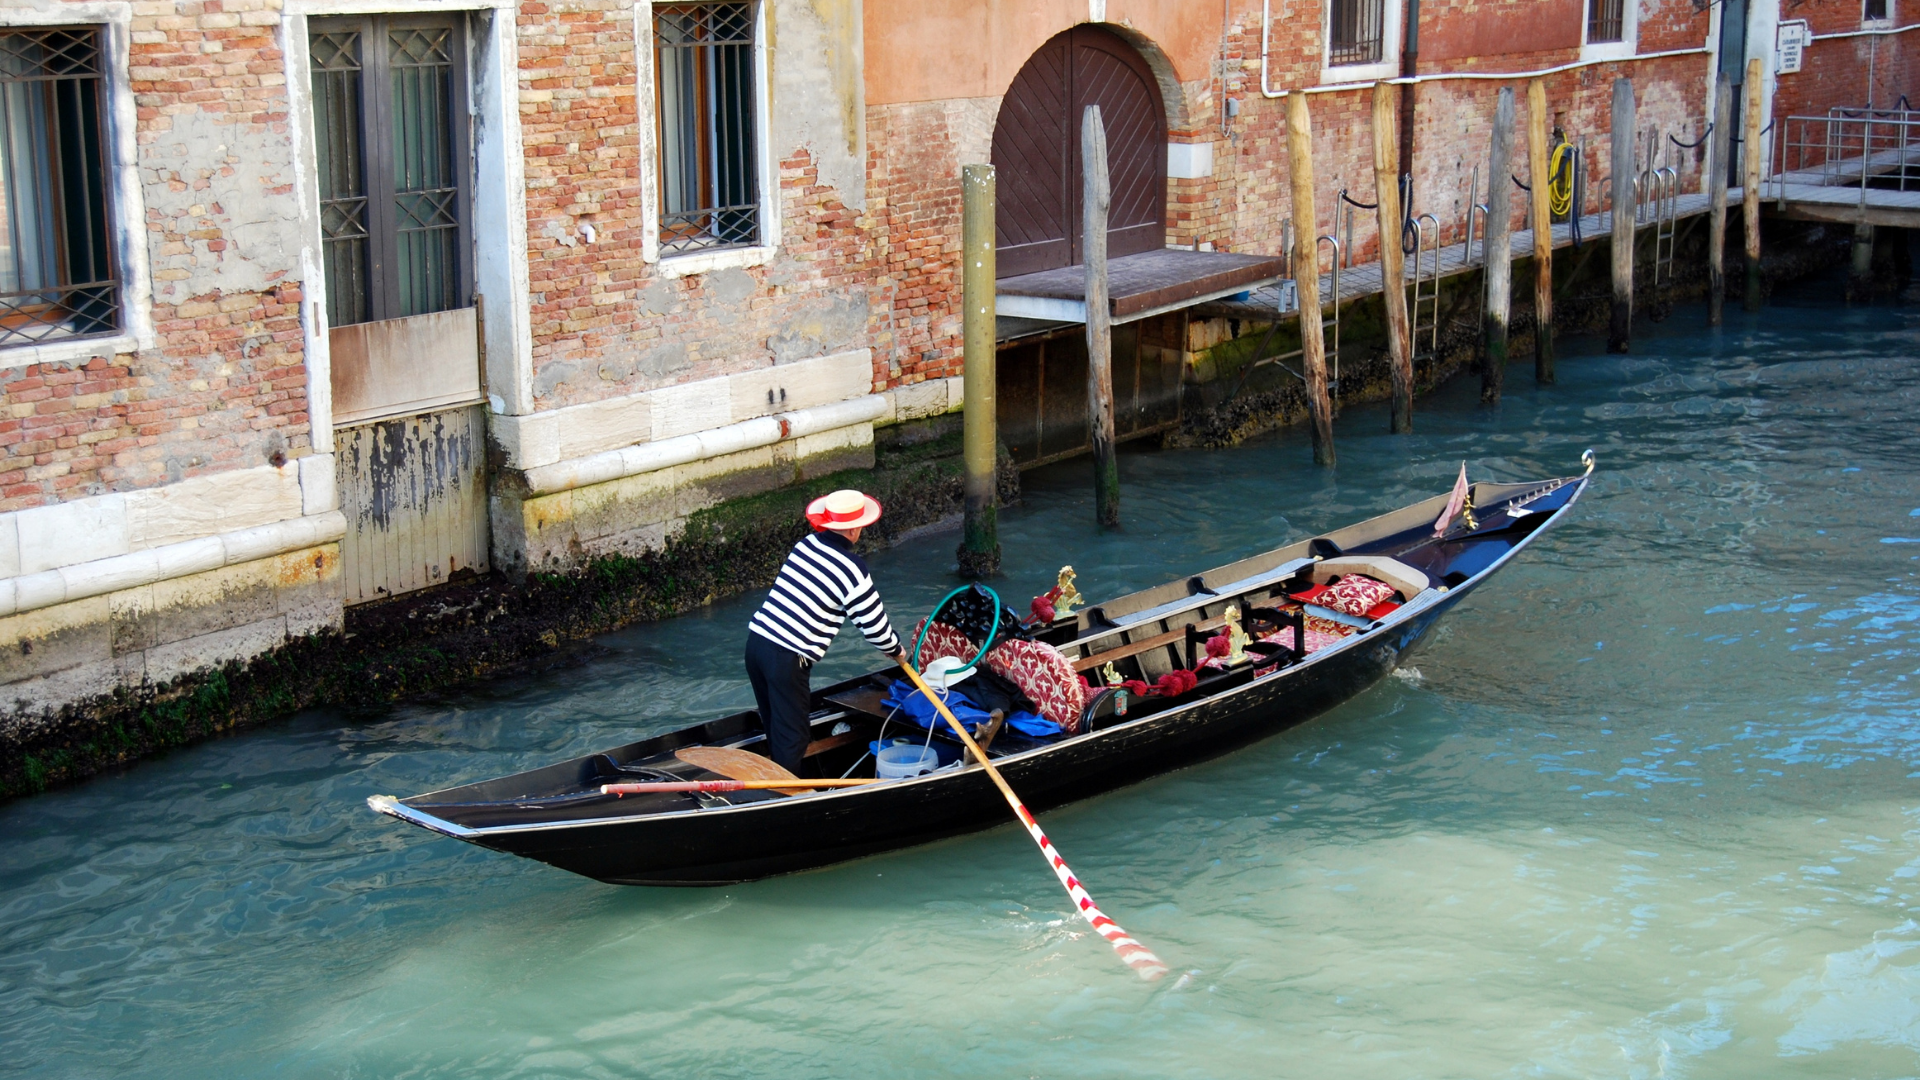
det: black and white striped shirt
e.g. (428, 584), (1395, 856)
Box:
(749, 532), (901, 662)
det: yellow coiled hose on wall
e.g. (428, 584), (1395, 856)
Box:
(1548, 141), (1574, 219)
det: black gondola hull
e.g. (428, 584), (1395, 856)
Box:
(372, 470), (1587, 885)
(458, 585), (1450, 884)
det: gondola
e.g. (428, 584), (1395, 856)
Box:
(369, 455), (1593, 885)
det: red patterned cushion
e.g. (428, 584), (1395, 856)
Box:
(909, 619), (977, 666)
(1302, 613), (1359, 639)
(1320, 574), (1397, 618)
(1288, 582), (1333, 605)
(984, 638), (1086, 733)
(1259, 624), (1350, 655)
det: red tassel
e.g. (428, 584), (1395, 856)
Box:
(1154, 669), (1199, 696)
(1030, 595), (1057, 624)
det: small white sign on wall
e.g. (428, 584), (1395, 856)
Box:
(1777, 20), (1810, 75)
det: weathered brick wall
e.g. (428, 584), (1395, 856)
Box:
(1772, 0), (1920, 124)
(504, 0), (1723, 422)
(865, 99), (971, 387)
(0, 0), (308, 514)
(1151, 0), (1709, 269)
(516, 0), (891, 410)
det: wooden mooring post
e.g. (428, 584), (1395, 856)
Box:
(1850, 223), (1876, 301)
(1287, 92), (1336, 466)
(1372, 82), (1412, 433)
(1708, 72), (1731, 327)
(1482, 86), (1514, 404)
(1083, 105), (1120, 527)
(1526, 78), (1554, 384)
(958, 163), (1000, 576)
(1609, 77), (1635, 353)
(1742, 58), (1763, 311)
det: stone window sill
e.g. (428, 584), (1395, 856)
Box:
(0, 332), (142, 371)
(656, 244), (775, 279)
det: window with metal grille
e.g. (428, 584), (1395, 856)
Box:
(1588, 0), (1626, 43)
(654, 3), (759, 255)
(1327, 0), (1385, 65)
(309, 15), (469, 328)
(0, 28), (115, 348)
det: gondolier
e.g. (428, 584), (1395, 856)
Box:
(746, 489), (906, 775)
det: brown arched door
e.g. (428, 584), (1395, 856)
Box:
(991, 26), (1167, 278)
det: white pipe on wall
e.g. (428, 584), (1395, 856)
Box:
(521, 395), (891, 496)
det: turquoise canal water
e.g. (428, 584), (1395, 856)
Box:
(8, 282), (1920, 1078)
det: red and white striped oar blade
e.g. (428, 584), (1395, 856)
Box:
(1015, 803), (1170, 980)
(895, 658), (1169, 981)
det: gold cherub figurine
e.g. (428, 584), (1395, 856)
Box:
(1461, 490), (1479, 531)
(1101, 661), (1124, 687)
(1054, 565), (1083, 617)
(1223, 604), (1251, 665)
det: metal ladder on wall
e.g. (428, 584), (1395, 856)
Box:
(1410, 213), (1441, 376)
(1319, 235), (1342, 394)
(1635, 130), (1680, 288)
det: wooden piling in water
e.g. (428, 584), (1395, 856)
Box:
(1286, 92), (1336, 466)
(1708, 72), (1731, 327)
(958, 163), (1000, 577)
(1850, 223), (1876, 301)
(1482, 86), (1514, 404)
(1083, 105), (1120, 526)
(1373, 82), (1413, 433)
(1609, 77), (1635, 353)
(1743, 58), (1763, 311)
(1527, 78), (1554, 385)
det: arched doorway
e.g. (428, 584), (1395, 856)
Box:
(991, 25), (1167, 278)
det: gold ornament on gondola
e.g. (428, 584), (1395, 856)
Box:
(1461, 490), (1478, 531)
(1223, 605), (1251, 665)
(1054, 566), (1083, 616)
(1101, 661), (1124, 687)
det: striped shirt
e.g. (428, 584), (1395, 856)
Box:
(749, 531), (902, 662)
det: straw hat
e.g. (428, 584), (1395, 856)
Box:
(805, 488), (882, 531)
(921, 654), (976, 690)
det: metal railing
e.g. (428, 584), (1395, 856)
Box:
(1774, 111), (1920, 200)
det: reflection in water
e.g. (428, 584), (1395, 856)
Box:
(5, 291), (1920, 1077)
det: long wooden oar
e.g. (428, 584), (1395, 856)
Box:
(896, 659), (1169, 981)
(602, 778), (874, 795)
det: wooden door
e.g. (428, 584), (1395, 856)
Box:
(335, 404), (489, 604)
(991, 26), (1167, 278)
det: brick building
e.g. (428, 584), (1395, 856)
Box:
(0, 0), (1908, 716)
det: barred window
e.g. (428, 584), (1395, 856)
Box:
(1588, 0), (1626, 43)
(0, 28), (115, 348)
(655, 3), (760, 255)
(1864, 0), (1888, 21)
(1328, 0), (1385, 65)
(310, 15), (469, 328)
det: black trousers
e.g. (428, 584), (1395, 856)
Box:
(744, 633), (813, 775)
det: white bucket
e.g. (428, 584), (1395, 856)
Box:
(876, 742), (940, 779)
